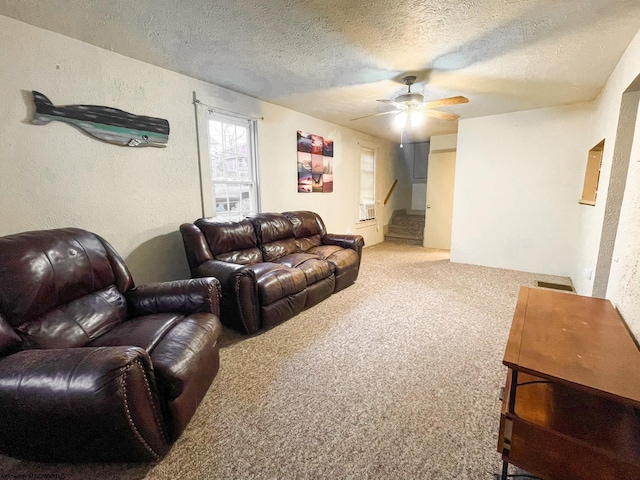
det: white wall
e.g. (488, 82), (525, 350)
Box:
(0, 15), (393, 284)
(450, 102), (595, 276)
(450, 25), (640, 336)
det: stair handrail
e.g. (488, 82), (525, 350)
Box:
(384, 179), (398, 206)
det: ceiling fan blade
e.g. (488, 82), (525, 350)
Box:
(423, 96), (469, 109)
(377, 99), (407, 109)
(350, 110), (398, 121)
(425, 110), (460, 121)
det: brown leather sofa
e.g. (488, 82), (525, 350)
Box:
(0, 228), (223, 462)
(180, 210), (364, 335)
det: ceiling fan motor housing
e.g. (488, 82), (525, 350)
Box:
(395, 92), (424, 104)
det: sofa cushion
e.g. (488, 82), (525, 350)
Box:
(275, 253), (334, 285)
(249, 213), (297, 262)
(307, 245), (359, 276)
(297, 235), (322, 253)
(283, 210), (325, 237)
(283, 210), (326, 252)
(0, 315), (21, 356)
(89, 313), (184, 352)
(194, 217), (262, 265)
(249, 262), (306, 305)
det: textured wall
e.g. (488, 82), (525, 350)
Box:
(0, 15), (392, 283)
(450, 103), (594, 276)
(607, 92), (640, 336)
(572, 27), (640, 306)
(592, 91), (639, 297)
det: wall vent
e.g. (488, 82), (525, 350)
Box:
(535, 281), (575, 292)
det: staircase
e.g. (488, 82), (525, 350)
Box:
(384, 212), (425, 246)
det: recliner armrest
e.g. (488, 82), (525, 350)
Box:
(195, 259), (255, 285)
(322, 233), (364, 253)
(0, 346), (170, 462)
(322, 233), (365, 269)
(126, 278), (221, 318)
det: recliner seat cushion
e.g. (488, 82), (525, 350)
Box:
(89, 313), (184, 352)
(249, 262), (306, 305)
(306, 245), (358, 276)
(275, 253), (334, 285)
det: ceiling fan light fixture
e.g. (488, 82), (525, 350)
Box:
(410, 109), (423, 127)
(394, 111), (408, 129)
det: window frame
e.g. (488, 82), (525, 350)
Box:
(196, 106), (260, 219)
(358, 142), (377, 223)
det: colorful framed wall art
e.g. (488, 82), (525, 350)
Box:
(297, 131), (333, 193)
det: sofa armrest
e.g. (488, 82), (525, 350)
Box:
(180, 223), (214, 272)
(0, 346), (170, 462)
(126, 278), (221, 318)
(195, 260), (260, 334)
(323, 233), (365, 269)
(323, 233), (364, 254)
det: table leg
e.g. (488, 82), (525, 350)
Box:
(501, 370), (518, 479)
(501, 460), (509, 479)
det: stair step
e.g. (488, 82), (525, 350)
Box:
(387, 224), (424, 236)
(385, 230), (423, 241)
(384, 235), (423, 246)
(392, 215), (425, 227)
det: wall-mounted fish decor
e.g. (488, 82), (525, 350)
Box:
(31, 91), (169, 147)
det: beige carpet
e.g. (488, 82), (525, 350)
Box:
(0, 242), (567, 479)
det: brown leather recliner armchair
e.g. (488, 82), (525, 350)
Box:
(0, 228), (222, 462)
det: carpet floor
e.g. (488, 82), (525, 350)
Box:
(0, 242), (566, 479)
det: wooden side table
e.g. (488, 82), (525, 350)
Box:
(498, 287), (640, 479)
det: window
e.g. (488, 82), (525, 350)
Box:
(200, 108), (259, 219)
(579, 139), (604, 206)
(359, 146), (376, 221)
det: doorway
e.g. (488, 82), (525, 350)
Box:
(423, 150), (456, 249)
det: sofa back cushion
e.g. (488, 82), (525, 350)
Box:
(194, 217), (262, 265)
(283, 211), (325, 252)
(0, 228), (130, 349)
(0, 315), (21, 356)
(249, 213), (297, 262)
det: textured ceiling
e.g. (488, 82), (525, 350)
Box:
(2, 0), (640, 142)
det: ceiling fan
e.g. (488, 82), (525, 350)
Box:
(351, 75), (469, 127)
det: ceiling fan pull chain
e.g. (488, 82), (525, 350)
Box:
(400, 129), (404, 148)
